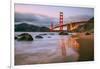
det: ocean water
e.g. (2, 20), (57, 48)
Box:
(15, 32), (80, 65)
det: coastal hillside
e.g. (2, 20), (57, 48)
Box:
(71, 17), (94, 33)
(15, 23), (50, 32)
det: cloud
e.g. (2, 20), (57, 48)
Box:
(15, 12), (93, 27)
(15, 12), (58, 27)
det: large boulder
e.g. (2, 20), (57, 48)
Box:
(85, 32), (91, 35)
(59, 31), (69, 35)
(17, 33), (33, 41)
(15, 36), (17, 40)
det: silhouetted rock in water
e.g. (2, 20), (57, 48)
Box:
(85, 32), (91, 35)
(48, 36), (51, 38)
(15, 36), (17, 40)
(35, 35), (43, 39)
(59, 31), (69, 35)
(17, 33), (33, 41)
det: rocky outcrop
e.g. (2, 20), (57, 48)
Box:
(16, 33), (33, 41)
(59, 31), (69, 35)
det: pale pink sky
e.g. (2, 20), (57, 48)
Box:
(15, 4), (94, 18)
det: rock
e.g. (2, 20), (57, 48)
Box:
(15, 36), (17, 40)
(59, 31), (69, 35)
(85, 32), (91, 35)
(17, 33), (33, 41)
(48, 36), (51, 38)
(35, 35), (43, 39)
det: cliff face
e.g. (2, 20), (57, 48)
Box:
(70, 17), (94, 33)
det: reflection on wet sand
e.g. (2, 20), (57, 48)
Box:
(59, 36), (80, 62)
(15, 32), (94, 65)
(74, 33), (94, 61)
(68, 37), (80, 50)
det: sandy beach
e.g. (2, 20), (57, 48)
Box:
(72, 33), (94, 61)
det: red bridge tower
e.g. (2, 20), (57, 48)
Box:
(59, 12), (63, 31)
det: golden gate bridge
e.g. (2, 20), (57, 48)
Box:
(50, 12), (87, 32)
(50, 12), (63, 32)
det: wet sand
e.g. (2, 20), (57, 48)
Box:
(15, 32), (94, 65)
(15, 33), (79, 65)
(72, 33), (94, 61)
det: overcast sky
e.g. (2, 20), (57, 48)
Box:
(15, 3), (94, 19)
